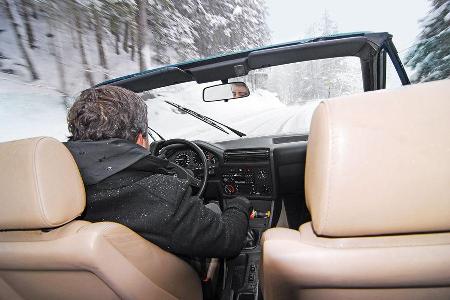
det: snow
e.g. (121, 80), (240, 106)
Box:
(0, 2), (363, 144)
(0, 3), (333, 145)
(422, 1), (448, 27)
(0, 80), (69, 142)
(233, 6), (243, 16)
(0, 5), (147, 96)
(445, 12), (450, 22)
(145, 83), (320, 142)
(0, 78), (321, 143)
(405, 1), (449, 83)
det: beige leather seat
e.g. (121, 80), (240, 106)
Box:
(0, 137), (202, 300)
(261, 80), (450, 300)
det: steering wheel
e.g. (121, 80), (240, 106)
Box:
(153, 139), (208, 198)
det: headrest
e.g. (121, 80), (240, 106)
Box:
(0, 137), (85, 230)
(305, 80), (450, 237)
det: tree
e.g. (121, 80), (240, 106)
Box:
(123, 20), (129, 53)
(2, 0), (39, 80)
(29, 0), (38, 19)
(19, 0), (36, 48)
(73, 1), (95, 86)
(266, 11), (360, 104)
(227, 0), (270, 51)
(130, 24), (136, 61)
(110, 12), (121, 55)
(405, 0), (450, 82)
(136, 0), (146, 71)
(92, 5), (108, 79)
(44, 3), (68, 99)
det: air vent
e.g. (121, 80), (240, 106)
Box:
(273, 135), (308, 144)
(224, 148), (270, 163)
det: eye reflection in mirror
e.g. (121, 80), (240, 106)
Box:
(203, 81), (250, 102)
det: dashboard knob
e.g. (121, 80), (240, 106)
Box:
(224, 184), (236, 195)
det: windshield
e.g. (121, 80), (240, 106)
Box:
(143, 56), (363, 142)
(1, 0), (443, 144)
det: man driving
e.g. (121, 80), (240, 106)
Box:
(65, 86), (251, 262)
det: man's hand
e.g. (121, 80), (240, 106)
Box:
(228, 196), (252, 218)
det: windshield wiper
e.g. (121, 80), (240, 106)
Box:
(165, 100), (246, 137)
(147, 126), (165, 141)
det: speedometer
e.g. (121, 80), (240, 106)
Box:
(174, 152), (190, 167)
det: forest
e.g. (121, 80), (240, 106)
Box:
(1, 0), (269, 98)
(0, 0), (448, 104)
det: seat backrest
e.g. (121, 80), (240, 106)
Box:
(261, 80), (450, 300)
(0, 137), (202, 300)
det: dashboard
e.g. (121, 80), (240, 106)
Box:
(165, 133), (308, 200)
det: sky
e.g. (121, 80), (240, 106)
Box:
(265, 0), (431, 58)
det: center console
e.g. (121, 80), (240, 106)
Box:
(221, 148), (273, 199)
(220, 149), (275, 300)
(222, 166), (272, 197)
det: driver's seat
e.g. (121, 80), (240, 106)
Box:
(0, 137), (202, 300)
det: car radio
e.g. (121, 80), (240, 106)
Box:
(222, 166), (272, 197)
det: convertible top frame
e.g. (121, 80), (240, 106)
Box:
(97, 32), (410, 93)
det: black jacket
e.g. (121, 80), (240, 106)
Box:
(65, 139), (250, 258)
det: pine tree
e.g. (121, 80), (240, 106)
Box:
(2, 0), (39, 80)
(227, 0), (270, 51)
(266, 12), (360, 104)
(148, 0), (197, 64)
(405, 0), (450, 82)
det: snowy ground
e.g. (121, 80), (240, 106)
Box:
(0, 78), (320, 143)
(0, 5), (319, 143)
(0, 80), (69, 142)
(144, 83), (319, 142)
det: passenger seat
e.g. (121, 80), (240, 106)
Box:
(260, 79), (450, 300)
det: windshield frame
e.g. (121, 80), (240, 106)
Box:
(97, 32), (409, 94)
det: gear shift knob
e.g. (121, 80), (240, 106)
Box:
(244, 229), (259, 249)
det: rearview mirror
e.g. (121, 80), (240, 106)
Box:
(203, 82), (250, 102)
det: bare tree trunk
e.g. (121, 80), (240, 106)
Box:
(30, 0), (37, 19)
(46, 16), (68, 99)
(115, 32), (120, 55)
(130, 26), (135, 61)
(74, 7), (94, 86)
(137, 0), (146, 71)
(93, 8), (108, 79)
(122, 20), (129, 53)
(19, 0), (36, 48)
(3, 0), (39, 80)
(87, 15), (93, 31)
(67, 18), (77, 48)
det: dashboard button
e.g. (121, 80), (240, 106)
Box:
(224, 184), (236, 195)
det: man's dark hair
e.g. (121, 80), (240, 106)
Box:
(232, 82), (247, 87)
(67, 86), (148, 142)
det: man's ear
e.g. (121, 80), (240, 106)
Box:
(136, 133), (150, 150)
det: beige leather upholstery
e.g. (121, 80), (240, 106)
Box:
(262, 224), (450, 300)
(305, 79), (450, 237)
(262, 80), (450, 300)
(0, 137), (85, 230)
(0, 137), (202, 300)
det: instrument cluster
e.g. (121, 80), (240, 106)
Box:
(168, 148), (219, 176)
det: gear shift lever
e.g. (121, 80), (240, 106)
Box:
(244, 229), (259, 249)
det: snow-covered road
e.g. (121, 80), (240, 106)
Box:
(0, 81), (320, 143)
